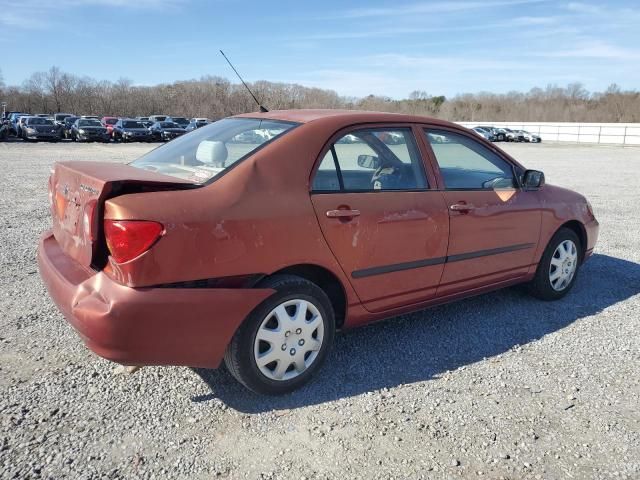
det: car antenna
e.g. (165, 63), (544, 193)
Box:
(219, 50), (269, 113)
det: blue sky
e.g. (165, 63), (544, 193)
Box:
(1, 0), (639, 98)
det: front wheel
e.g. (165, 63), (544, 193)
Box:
(224, 275), (335, 395)
(528, 228), (581, 300)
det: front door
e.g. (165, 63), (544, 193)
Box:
(310, 126), (449, 313)
(422, 128), (541, 296)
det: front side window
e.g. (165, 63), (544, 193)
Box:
(130, 118), (298, 183)
(424, 129), (516, 189)
(312, 128), (427, 192)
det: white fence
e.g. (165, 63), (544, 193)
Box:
(457, 122), (640, 146)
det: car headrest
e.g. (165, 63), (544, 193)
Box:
(196, 140), (228, 166)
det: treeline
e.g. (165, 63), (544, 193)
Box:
(1, 66), (639, 122)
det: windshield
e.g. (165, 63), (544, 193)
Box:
(171, 117), (188, 123)
(104, 118), (118, 125)
(130, 118), (297, 183)
(29, 118), (54, 125)
(123, 121), (144, 128)
(79, 120), (102, 127)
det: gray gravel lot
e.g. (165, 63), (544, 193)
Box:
(1, 140), (639, 479)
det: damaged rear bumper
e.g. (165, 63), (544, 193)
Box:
(37, 231), (273, 368)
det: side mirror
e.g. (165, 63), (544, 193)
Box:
(523, 169), (545, 189)
(357, 154), (382, 170)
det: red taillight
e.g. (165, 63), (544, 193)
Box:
(104, 220), (164, 263)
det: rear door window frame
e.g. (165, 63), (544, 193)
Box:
(310, 123), (439, 194)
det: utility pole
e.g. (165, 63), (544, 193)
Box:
(1, 102), (6, 120)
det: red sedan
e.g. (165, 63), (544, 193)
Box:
(37, 110), (599, 394)
(100, 116), (118, 135)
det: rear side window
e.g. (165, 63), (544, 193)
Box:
(312, 128), (427, 192)
(313, 150), (341, 191)
(424, 129), (516, 189)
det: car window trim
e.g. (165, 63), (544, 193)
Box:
(310, 123), (431, 194)
(420, 125), (524, 191)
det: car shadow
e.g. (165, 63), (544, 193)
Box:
(192, 253), (640, 413)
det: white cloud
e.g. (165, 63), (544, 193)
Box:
(565, 2), (603, 14)
(340, 0), (549, 18)
(0, 0), (184, 30)
(543, 41), (640, 60)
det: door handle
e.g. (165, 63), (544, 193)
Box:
(326, 209), (361, 218)
(450, 203), (475, 212)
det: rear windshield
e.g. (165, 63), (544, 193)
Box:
(159, 122), (180, 128)
(130, 118), (297, 183)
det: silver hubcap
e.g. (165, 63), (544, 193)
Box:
(549, 239), (578, 291)
(253, 299), (324, 381)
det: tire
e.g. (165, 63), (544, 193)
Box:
(224, 274), (335, 395)
(528, 227), (581, 301)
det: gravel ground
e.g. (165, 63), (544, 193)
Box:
(1, 140), (639, 479)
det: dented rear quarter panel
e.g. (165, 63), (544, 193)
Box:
(103, 120), (362, 309)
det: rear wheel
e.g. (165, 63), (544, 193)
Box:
(528, 228), (581, 300)
(224, 275), (335, 395)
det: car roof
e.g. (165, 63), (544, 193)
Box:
(233, 109), (456, 128)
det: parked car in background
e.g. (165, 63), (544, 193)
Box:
(148, 121), (187, 141)
(80, 115), (100, 120)
(70, 118), (110, 142)
(54, 113), (74, 125)
(37, 110), (599, 395)
(496, 128), (525, 142)
(101, 116), (119, 135)
(9, 113), (30, 135)
(148, 115), (168, 123)
(475, 125), (503, 141)
(517, 130), (542, 143)
(166, 116), (190, 128)
(230, 129), (270, 144)
(15, 116), (30, 137)
(0, 120), (10, 140)
(185, 118), (209, 132)
(335, 133), (361, 144)
(471, 127), (496, 142)
(21, 116), (60, 142)
(136, 117), (150, 122)
(3, 111), (23, 122)
(112, 119), (153, 142)
(62, 116), (79, 139)
(53, 113), (74, 137)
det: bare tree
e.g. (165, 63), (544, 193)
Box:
(2, 66), (639, 122)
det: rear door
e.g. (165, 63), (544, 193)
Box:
(421, 128), (541, 296)
(310, 125), (449, 313)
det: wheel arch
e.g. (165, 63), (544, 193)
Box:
(558, 220), (587, 262)
(265, 264), (347, 328)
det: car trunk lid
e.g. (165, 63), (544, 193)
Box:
(50, 161), (194, 267)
